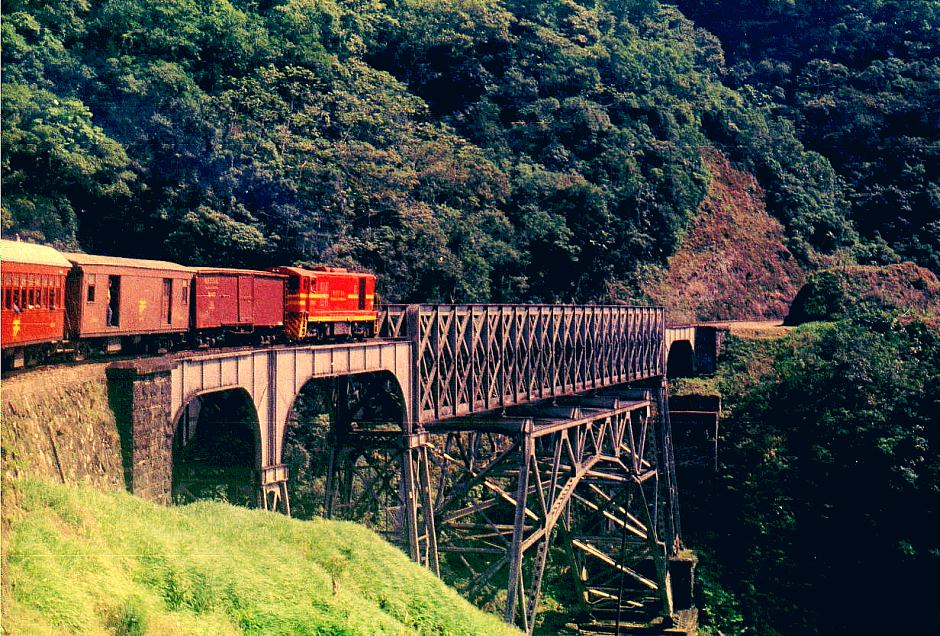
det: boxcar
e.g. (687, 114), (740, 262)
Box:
(1, 239), (71, 367)
(268, 266), (376, 340)
(63, 252), (193, 352)
(192, 268), (286, 346)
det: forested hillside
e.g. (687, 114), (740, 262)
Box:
(7, 0), (932, 305)
(685, 310), (940, 636)
(678, 0), (940, 272)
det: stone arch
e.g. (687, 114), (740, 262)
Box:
(276, 370), (409, 465)
(169, 384), (257, 439)
(282, 371), (409, 523)
(171, 387), (262, 507)
(667, 340), (695, 378)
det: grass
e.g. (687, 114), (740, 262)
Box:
(669, 377), (720, 398)
(1, 478), (522, 636)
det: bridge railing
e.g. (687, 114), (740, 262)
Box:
(378, 304), (664, 423)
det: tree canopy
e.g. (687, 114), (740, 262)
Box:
(688, 313), (940, 635)
(5, 0), (913, 302)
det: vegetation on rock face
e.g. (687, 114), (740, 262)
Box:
(677, 0), (940, 272)
(785, 262), (940, 325)
(1, 478), (523, 635)
(685, 314), (940, 635)
(1, 363), (125, 490)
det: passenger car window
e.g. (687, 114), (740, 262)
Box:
(87, 273), (96, 302)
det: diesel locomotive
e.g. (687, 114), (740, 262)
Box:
(0, 239), (377, 368)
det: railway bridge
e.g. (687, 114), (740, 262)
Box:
(108, 304), (706, 633)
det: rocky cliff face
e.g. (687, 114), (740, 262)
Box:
(643, 149), (805, 323)
(2, 363), (126, 491)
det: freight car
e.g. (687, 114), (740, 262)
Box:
(0, 239), (379, 369)
(63, 252), (194, 355)
(192, 268), (286, 347)
(0, 241), (71, 368)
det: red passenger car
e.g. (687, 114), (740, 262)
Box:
(269, 266), (377, 340)
(1, 239), (71, 367)
(63, 253), (193, 352)
(192, 268), (286, 346)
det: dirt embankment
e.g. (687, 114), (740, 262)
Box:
(644, 148), (805, 323)
(2, 362), (126, 490)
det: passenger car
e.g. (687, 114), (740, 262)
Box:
(0, 239), (71, 367)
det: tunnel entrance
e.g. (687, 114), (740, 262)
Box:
(283, 372), (406, 537)
(667, 340), (695, 378)
(172, 389), (260, 506)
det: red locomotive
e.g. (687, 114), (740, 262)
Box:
(271, 266), (377, 340)
(0, 239), (378, 368)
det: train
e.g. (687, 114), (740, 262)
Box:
(0, 239), (377, 369)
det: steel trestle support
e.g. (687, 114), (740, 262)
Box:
(416, 388), (679, 634)
(323, 429), (439, 574)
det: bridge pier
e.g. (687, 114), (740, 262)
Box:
(260, 464), (290, 515)
(321, 427), (439, 573)
(401, 431), (439, 573)
(107, 360), (176, 504)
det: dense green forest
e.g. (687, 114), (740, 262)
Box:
(685, 308), (940, 636)
(678, 0), (940, 272)
(6, 0), (935, 303)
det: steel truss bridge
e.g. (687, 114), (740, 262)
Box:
(111, 303), (694, 634)
(324, 305), (686, 634)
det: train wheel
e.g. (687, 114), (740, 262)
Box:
(35, 344), (55, 366)
(73, 342), (91, 362)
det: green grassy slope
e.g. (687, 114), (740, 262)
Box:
(1, 479), (521, 636)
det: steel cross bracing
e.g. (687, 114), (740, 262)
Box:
(319, 304), (678, 633)
(420, 388), (678, 634)
(378, 305), (665, 424)
(323, 429), (439, 571)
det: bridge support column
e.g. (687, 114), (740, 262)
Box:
(402, 431), (439, 574)
(656, 379), (682, 556)
(322, 426), (439, 574)
(106, 360), (176, 504)
(425, 392), (681, 635)
(260, 464), (290, 515)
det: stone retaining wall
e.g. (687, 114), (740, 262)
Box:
(2, 363), (125, 491)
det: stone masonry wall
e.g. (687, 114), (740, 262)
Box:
(106, 360), (176, 504)
(2, 363), (125, 490)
